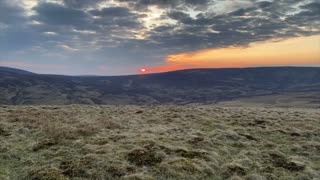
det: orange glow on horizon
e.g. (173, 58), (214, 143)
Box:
(165, 35), (320, 69)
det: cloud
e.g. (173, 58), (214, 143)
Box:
(145, 0), (320, 53)
(62, 0), (103, 8)
(116, 0), (210, 10)
(58, 45), (79, 51)
(0, 60), (68, 71)
(0, 0), (26, 25)
(32, 2), (90, 27)
(300, 1), (320, 12)
(0, 0), (319, 75)
(167, 11), (192, 23)
(72, 29), (96, 34)
(90, 7), (132, 17)
(43, 31), (57, 35)
(258, 1), (272, 9)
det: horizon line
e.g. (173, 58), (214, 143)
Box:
(1, 65), (320, 77)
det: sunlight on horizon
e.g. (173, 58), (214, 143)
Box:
(165, 35), (320, 69)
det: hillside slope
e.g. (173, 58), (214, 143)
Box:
(1, 67), (320, 105)
(0, 66), (34, 75)
(0, 105), (319, 179)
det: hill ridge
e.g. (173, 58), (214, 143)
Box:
(0, 66), (320, 106)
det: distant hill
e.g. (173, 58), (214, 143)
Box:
(0, 67), (320, 106)
(0, 66), (34, 75)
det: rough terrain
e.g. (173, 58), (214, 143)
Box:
(0, 105), (319, 179)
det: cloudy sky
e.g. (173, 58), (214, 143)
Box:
(0, 0), (319, 75)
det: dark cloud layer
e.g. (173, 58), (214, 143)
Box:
(0, 0), (26, 24)
(0, 0), (319, 74)
(63, 0), (103, 8)
(33, 3), (90, 26)
(90, 7), (132, 17)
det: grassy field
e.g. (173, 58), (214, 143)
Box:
(218, 92), (320, 108)
(0, 105), (319, 180)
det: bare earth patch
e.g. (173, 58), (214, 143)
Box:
(0, 105), (319, 179)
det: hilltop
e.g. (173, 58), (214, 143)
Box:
(1, 67), (320, 107)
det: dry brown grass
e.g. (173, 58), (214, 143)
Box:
(0, 105), (319, 179)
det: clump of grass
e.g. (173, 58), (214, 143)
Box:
(174, 148), (209, 160)
(127, 148), (164, 166)
(32, 139), (57, 152)
(96, 118), (122, 129)
(26, 166), (69, 180)
(158, 157), (214, 179)
(0, 125), (10, 137)
(75, 123), (99, 137)
(123, 173), (154, 180)
(59, 159), (89, 178)
(42, 122), (78, 142)
(268, 152), (305, 171)
(222, 163), (247, 178)
(245, 173), (267, 180)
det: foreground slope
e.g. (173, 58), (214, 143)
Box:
(1, 67), (320, 105)
(0, 105), (319, 179)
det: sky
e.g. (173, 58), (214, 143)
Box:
(0, 0), (319, 75)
